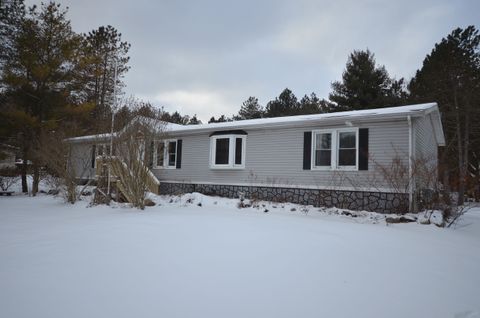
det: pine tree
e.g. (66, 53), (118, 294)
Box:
(265, 88), (299, 117)
(409, 26), (480, 204)
(238, 96), (263, 119)
(1, 2), (85, 194)
(0, 0), (26, 90)
(329, 49), (407, 111)
(298, 92), (333, 114)
(208, 115), (231, 123)
(188, 115), (201, 125)
(80, 25), (130, 130)
(170, 111), (188, 125)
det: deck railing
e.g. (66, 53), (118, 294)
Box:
(95, 156), (160, 197)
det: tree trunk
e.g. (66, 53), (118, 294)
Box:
(463, 109), (470, 199)
(32, 163), (40, 196)
(454, 90), (465, 205)
(21, 160), (28, 193)
(20, 143), (29, 193)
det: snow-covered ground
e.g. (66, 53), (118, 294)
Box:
(0, 189), (479, 318)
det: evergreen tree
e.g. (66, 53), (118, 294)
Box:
(170, 111), (189, 125)
(188, 114), (201, 125)
(0, 0), (26, 89)
(0, 2), (86, 194)
(80, 25), (130, 130)
(298, 92), (333, 114)
(329, 49), (407, 111)
(208, 115), (231, 123)
(409, 26), (480, 204)
(238, 96), (263, 119)
(265, 88), (299, 117)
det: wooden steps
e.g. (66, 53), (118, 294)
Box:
(95, 156), (161, 203)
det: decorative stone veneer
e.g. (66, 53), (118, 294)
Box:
(159, 182), (409, 214)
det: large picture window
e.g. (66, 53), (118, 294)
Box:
(312, 128), (358, 170)
(210, 135), (246, 169)
(154, 139), (177, 169)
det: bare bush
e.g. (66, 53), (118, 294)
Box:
(446, 204), (472, 228)
(37, 131), (91, 203)
(0, 167), (20, 191)
(100, 115), (166, 209)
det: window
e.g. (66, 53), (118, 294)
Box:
(314, 132), (331, 167)
(312, 128), (358, 170)
(210, 135), (246, 169)
(338, 131), (357, 167)
(156, 142), (164, 167)
(167, 141), (177, 167)
(215, 138), (229, 165)
(154, 139), (177, 169)
(235, 138), (243, 165)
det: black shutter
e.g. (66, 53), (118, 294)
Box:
(91, 145), (96, 168)
(303, 132), (312, 170)
(148, 141), (154, 168)
(359, 128), (369, 170)
(176, 139), (182, 169)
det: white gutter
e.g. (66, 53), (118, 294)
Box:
(407, 115), (414, 212)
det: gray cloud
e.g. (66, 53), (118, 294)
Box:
(26, 0), (480, 121)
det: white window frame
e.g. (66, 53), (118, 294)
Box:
(336, 127), (359, 171)
(153, 139), (177, 169)
(311, 127), (359, 171)
(311, 129), (335, 171)
(210, 135), (246, 169)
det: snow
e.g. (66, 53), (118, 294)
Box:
(66, 102), (441, 142)
(166, 102), (439, 133)
(1, 190), (479, 318)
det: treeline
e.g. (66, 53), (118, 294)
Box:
(207, 29), (480, 204)
(208, 49), (408, 122)
(0, 1), (133, 193)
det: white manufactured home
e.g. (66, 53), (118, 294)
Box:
(68, 102), (445, 213)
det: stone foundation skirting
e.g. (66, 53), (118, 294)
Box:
(159, 182), (409, 213)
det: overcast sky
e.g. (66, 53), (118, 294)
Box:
(26, 0), (480, 121)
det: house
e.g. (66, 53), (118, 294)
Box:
(67, 102), (445, 213)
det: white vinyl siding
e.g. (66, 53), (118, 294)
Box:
(153, 120), (409, 191)
(414, 114), (438, 189)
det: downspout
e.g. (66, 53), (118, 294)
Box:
(106, 59), (118, 197)
(407, 115), (414, 212)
